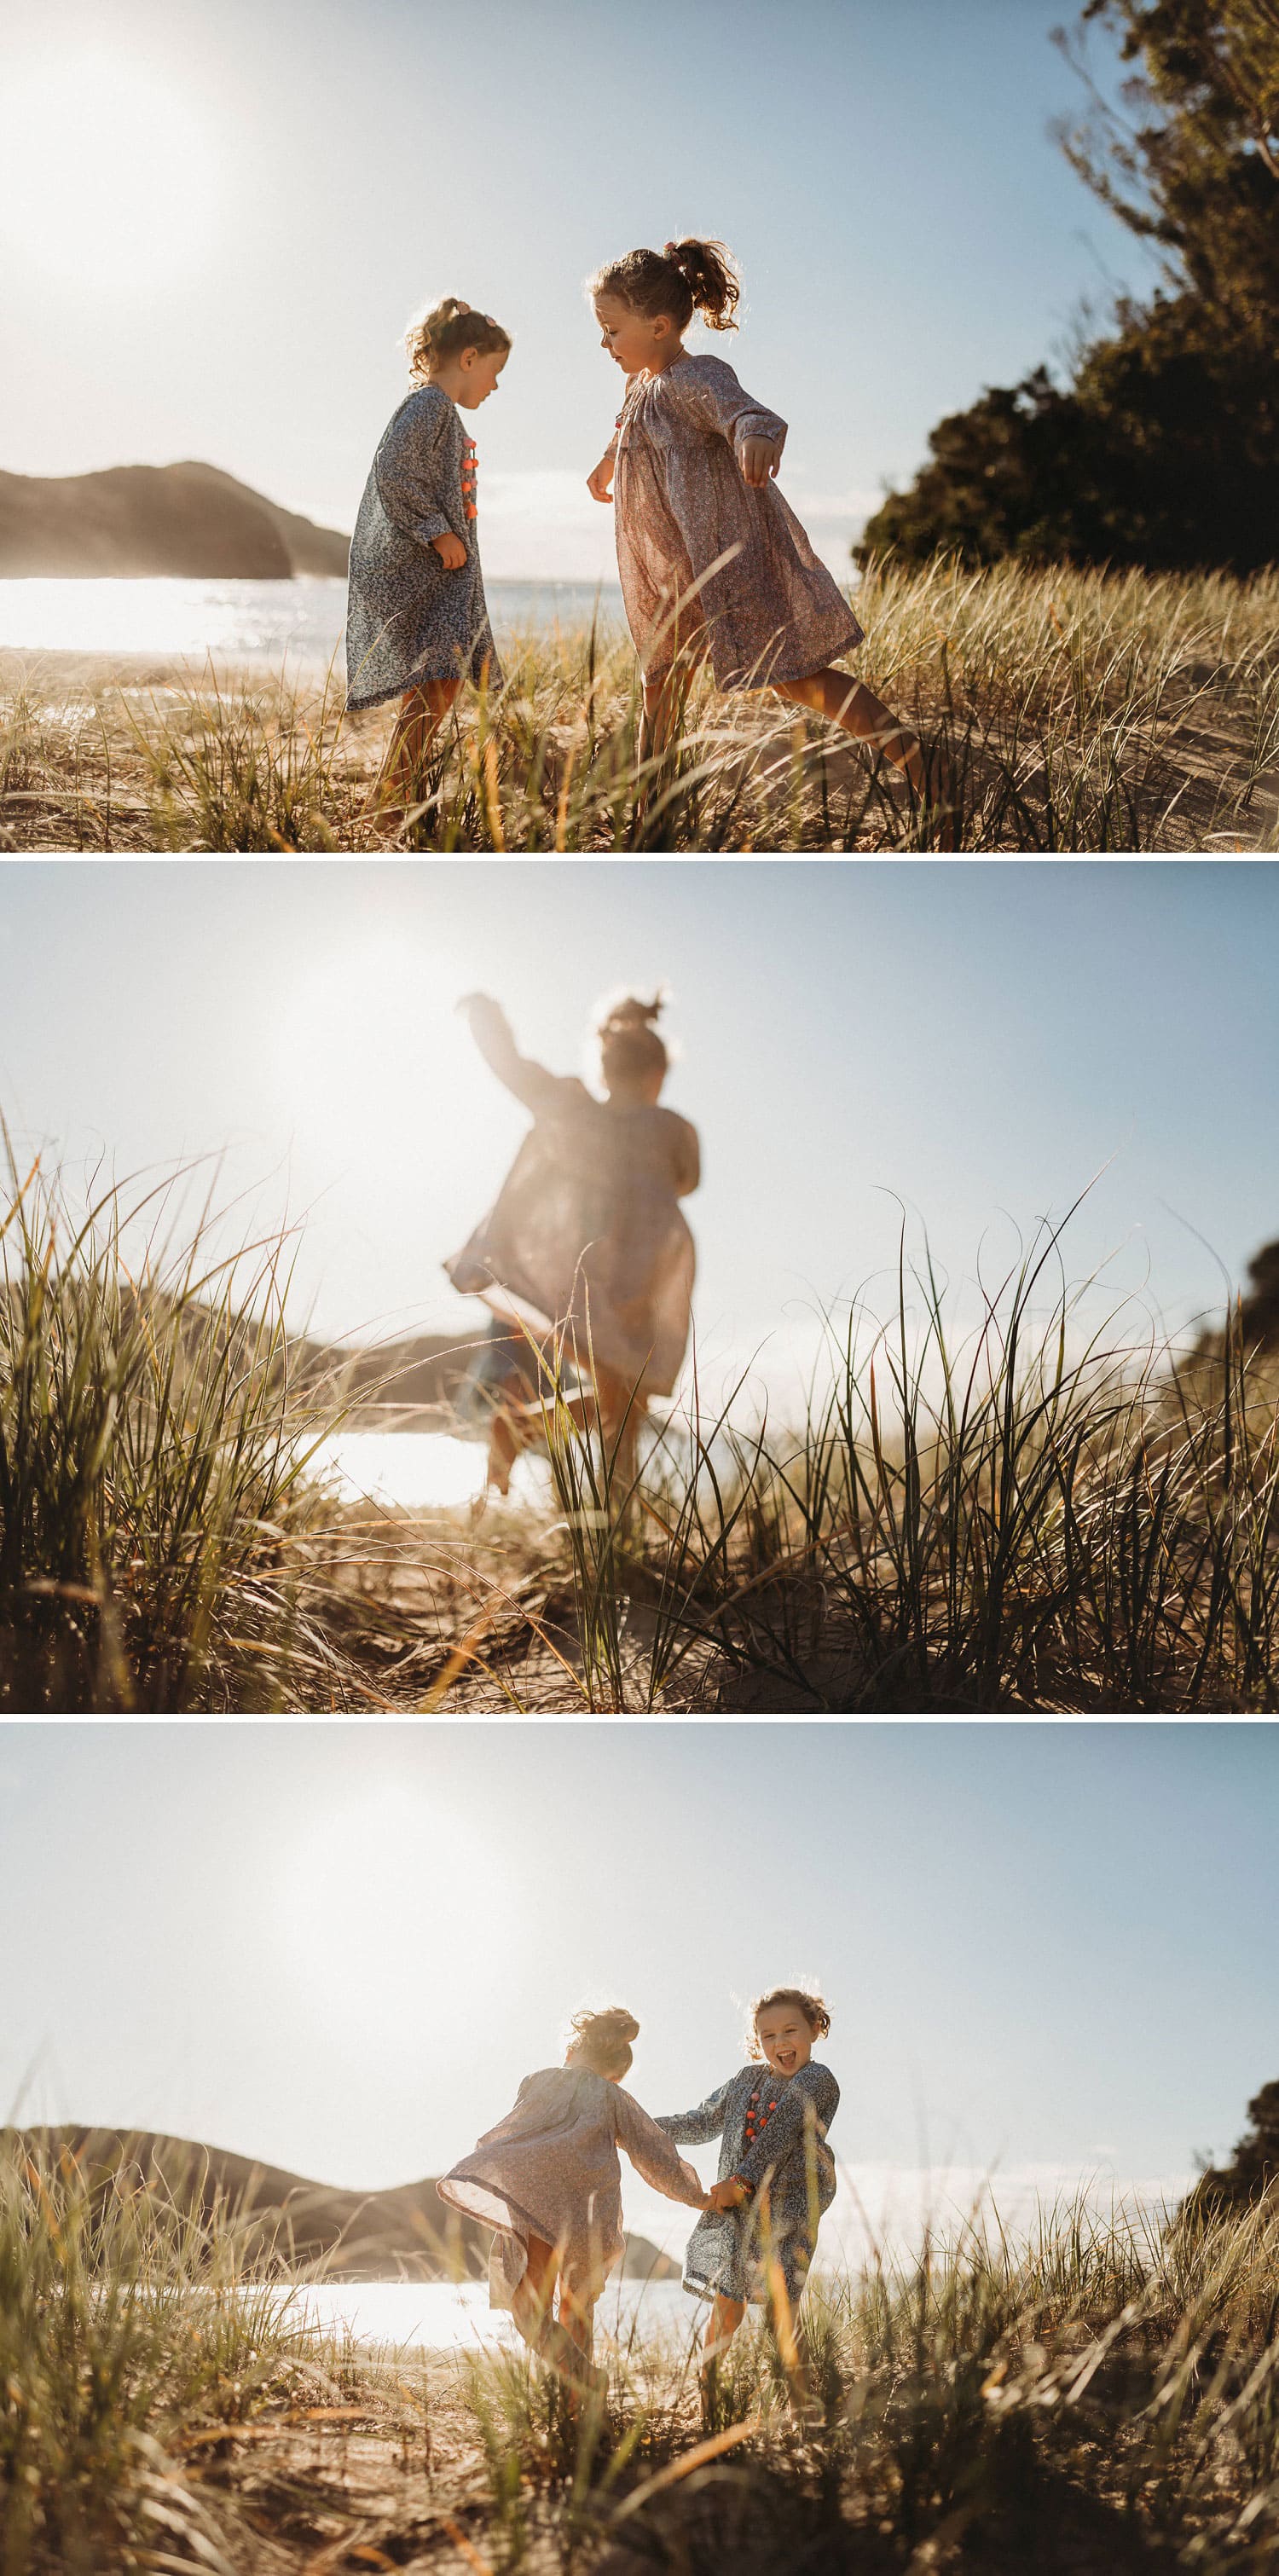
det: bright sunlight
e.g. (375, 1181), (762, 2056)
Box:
(277, 1781), (516, 2027)
(2, 52), (218, 291)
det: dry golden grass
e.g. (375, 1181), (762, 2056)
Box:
(3, 559), (1278, 853)
(7, 2133), (1279, 2574)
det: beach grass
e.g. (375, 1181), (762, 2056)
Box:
(4, 2133), (1279, 2572)
(1, 1149), (1276, 1716)
(3, 559), (1279, 853)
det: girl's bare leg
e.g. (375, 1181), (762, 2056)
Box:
(557, 2283), (596, 2363)
(773, 669), (927, 798)
(563, 1369), (643, 1498)
(485, 1401), (525, 1497)
(640, 669), (689, 766)
(512, 2237), (604, 2393)
(511, 2234), (558, 2352)
(704, 2294), (745, 2357)
(373, 677), (462, 813)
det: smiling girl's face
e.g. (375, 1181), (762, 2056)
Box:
(755, 2003), (814, 2080)
(593, 289), (680, 377)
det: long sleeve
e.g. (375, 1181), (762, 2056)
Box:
(733, 2064), (838, 2190)
(375, 391), (454, 551)
(656, 2075), (736, 2146)
(464, 999), (587, 1118)
(680, 356), (787, 454)
(613, 2088), (707, 2208)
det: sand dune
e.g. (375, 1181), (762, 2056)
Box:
(8, 2126), (680, 2282)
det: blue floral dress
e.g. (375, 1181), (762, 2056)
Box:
(345, 383), (501, 709)
(657, 2060), (839, 2307)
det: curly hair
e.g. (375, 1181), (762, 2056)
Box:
(747, 1986), (832, 2061)
(405, 296), (512, 383)
(597, 991), (668, 1088)
(567, 2006), (640, 2078)
(589, 237), (741, 334)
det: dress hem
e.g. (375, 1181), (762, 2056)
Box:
(344, 649), (505, 713)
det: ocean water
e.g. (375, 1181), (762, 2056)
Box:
(0, 575), (625, 670)
(314, 1428), (550, 1512)
(264, 2156), (1191, 2353)
(281, 2275), (701, 2355)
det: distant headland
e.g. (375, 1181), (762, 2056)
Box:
(8, 2127), (682, 2283)
(0, 463), (350, 579)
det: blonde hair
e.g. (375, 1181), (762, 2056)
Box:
(597, 992), (668, 1087)
(405, 296), (512, 383)
(589, 238), (742, 334)
(567, 2006), (640, 2078)
(747, 1986), (831, 2061)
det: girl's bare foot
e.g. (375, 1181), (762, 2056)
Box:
(535, 2316), (606, 2393)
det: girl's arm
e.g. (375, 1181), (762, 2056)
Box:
(376, 393), (455, 551)
(654, 2075), (736, 2145)
(732, 2064), (839, 2193)
(673, 1116), (700, 1197)
(457, 994), (579, 1116)
(682, 356), (788, 489)
(613, 2089), (710, 2208)
(587, 428), (619, 504)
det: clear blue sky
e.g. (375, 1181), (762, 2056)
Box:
(1, 0), (1157, 576)
(2, 860), (1276, 1401)
(3, 1722), (1275, 2229)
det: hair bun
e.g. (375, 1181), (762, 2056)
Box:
(601, 991), (663, 1032)
(569, 2005), (640, 2075)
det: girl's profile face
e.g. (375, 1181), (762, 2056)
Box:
(455, 344), (508, 409)
(594, 290), (674, 376)
(755, 2006), (813, 2079)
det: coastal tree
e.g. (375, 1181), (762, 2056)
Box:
(857, 1), (1279, 572)
(1186, 2079), (1279, 2214)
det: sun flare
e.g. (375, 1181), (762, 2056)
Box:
(278, 1785), (514, 2022)
(273, 936), (473, 1153)
(2, 52), (218, 290)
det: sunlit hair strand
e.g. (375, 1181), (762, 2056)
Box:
(405, 296), (512, 383)
(588, 237), (741, 334)
(567, 2005), (640, 2078)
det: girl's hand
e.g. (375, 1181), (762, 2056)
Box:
(587, 454), (615, 504)
(456, 991), (501, 1020)
(738, 433), (784, 489)
(431, 530), (468, 570)
(708, 2175), (750, 2212)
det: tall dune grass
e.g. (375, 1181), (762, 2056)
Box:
(3, 2133), (1278, 2572)
(2, 1147), (1275, 1712)
(3, 559), (1278, 851)
(495, 1210), (1279, 1714)
(0, 1141), (362, 1711)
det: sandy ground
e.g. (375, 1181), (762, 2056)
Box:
(3, 649), (1276, 854)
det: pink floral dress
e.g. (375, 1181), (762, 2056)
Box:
(437, 2064), (706, 2307)
(610, 352), (864, 689)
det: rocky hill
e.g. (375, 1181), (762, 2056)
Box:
(7, 2127), (682, 2283)
(0, 463), (350, 578)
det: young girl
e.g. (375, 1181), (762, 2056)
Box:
(586, 239), (927, 798)
(657, 1988), (839, 2358)
(346, 297), (511, 816)
(437, 2006), (709, 2388)
(445, 990), (700, 1496)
